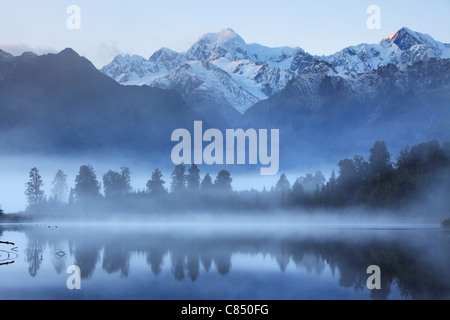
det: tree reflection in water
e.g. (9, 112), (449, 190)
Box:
(4, 225), (449, 300)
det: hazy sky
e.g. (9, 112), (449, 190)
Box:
(0, 0), (449, 67)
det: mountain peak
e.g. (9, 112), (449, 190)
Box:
(53, 47), (98, 72)
(149, 47), (179, 61)
(218, 28), (238, 37)
(58, 47), (81, 58)
(384, 27), (439, 51)
(198, 28), (244, 47)
(385, 27), (413, 39)
(101, 27), (450, 117)
(185, 28), (247, 61)
(0, 49), (14, 61)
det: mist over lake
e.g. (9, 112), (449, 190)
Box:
(1, 222), (449, 300)
(0, 1), (449, 304)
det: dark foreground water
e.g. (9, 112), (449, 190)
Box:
(0, 222), (449, 300)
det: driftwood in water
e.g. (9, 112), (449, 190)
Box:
(0, 241), (15, 246)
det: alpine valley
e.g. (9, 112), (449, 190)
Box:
(0, 27), (449, 170)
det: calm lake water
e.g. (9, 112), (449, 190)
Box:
(0, 222), (449, 300)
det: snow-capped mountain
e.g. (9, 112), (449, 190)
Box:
(101, 28), (315, 120)
(323, 27), (450, 74)
(242, 57), (450, 167)
(101, 27), (449, 118)
(0, 37), (448, 169)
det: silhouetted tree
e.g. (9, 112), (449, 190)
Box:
(388, 140), (450, 208)
(12, 138), (449, 214)
(290, 178), (305, 205)
(25, 167), (45, 207)
(146, 169), (167, 195)
(214, 170), (232, 191)
(336, 159), (359, 204)
(328, 169), (337, 187)
(369, 141), (392, 177)
(276, 173), (290, 192)
(322, 169), (338, 206)
(186, 164), (201, 191)
(103, 167), (132, 198)
(51, 170), (68, 202)
(365, 142), (395, 206)
(200, 173), (213, 191)
(121, 167), (131, 192)
(74, 165), (101, 202)
(353, 156), (369, 181)
(297, 171), (326, 193)
(275, 173), (290, 206)
(397, 140), (446, 171)
(171, 164), (186, 193)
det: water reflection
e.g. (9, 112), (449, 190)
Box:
(0, 240), (18, 266)
(1, 224), (449, 300)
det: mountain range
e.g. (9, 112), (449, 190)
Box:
(0, 48), (202, 159)
(243, 58), (450, 165)
(0, 27), (449, 170)
(102, 27), (450, 127)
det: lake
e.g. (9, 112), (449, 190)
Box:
(1, 222), (449, 300)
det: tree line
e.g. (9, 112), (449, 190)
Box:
(21, 139), (450, 216)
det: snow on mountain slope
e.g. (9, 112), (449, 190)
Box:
(322, 40), (403, 74)
(324, 27), (450, 74)
(385, 27), (450, 54)
(241, 58), (450, 167)
(101, 28), (312, 114)
(101, 27), (450, 115)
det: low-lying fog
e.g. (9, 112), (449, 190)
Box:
(0, 153), (447, 226)
(0, 154), (327, 213)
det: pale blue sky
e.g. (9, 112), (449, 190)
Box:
(0, 0), (449, 67)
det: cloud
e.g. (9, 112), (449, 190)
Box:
(93, 41), (126, 68)
(0, 43), (57, 56)
(0, 41), (125, 69)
